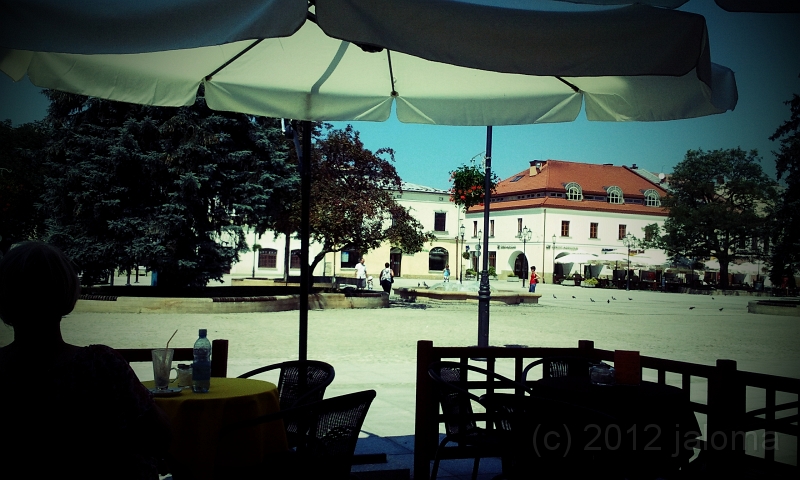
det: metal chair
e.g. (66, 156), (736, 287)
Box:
(217, 389), (376, 480)
(522, 355), (595, 382)
(427, 361), (529, 480)
(238, 360), (335, 447)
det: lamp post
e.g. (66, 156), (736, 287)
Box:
(552, 234), (556, 283)
(252, 231), (257, 278)
(459, 224), (466, 284)
(517, 226), (532, 287)
(622, 233), (634, 291)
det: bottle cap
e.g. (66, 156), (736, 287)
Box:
(199, 328), (207, 337)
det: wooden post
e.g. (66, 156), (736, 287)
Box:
(707, 359), (745, 471)
(414, 340), (436, 480)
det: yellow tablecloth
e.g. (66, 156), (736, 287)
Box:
(143, 377), (287, 479)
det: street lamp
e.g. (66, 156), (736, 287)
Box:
(552, 234), (556, 284)
(517, 226), (532, 287)
(456, 223), (466, 284)
(622, 233), (634, 291)
(459, 224), (466, 284)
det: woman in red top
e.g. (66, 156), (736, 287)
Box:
(529, 266), (539, 293)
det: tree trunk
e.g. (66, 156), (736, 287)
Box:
(283, 233), (290, 284)
(718, 255), (730, 289)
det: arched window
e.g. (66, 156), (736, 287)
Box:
(644, 189), (661, 207)
(290, 249), (302, 269)
(429, 247), (449, 271)
(606, 186), (623, 204)
(258, 248), (277, 268)
(565, 182), (583, 201)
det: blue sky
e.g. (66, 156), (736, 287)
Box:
(1, 1), (798, 191)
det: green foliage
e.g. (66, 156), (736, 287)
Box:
(465, 268), (477, 276)
(768, 91), (800, 286)
(488, 266), (496, 277)
(659, 148), (776, 288)
(0, 120), (49, 253)
(448, 159), (499, 211)
(584, 277), (599, 286)
(281, 125), (434, 273)
(40, 89), (292, 287)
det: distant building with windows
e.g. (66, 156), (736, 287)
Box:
(464, 160), (670, 282)
(228, 182), (463, 280)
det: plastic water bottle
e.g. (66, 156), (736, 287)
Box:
(192, 329), (212, 393)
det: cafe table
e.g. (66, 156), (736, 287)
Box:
(485, 377), (701, 479)
(142, 377), (288, 480)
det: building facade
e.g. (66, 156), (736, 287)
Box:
(228, 182), (463, 280)
(464, 160), (670, 282)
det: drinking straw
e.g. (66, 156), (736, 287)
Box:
(166, 329), (178, 350)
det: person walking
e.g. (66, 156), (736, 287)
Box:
(443, 264), (450, 282)
(529, 266), (539, 293)
(354, 257), (367, 289)
(379, 262), (394, 293)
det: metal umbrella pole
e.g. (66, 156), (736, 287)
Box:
(477, 126), (492, 349)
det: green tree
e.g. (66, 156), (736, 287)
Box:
(277, 125), (434, 275)
(0, 120), (49, 254)
(41, 89), (293, 288)
(768, 91), (800, 288)
(646, 148), (776, 289)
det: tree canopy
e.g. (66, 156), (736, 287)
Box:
(41, 89), (293, 288)
(768, 91), (800, 287)
(276, 124), (434, 274)
(0, 120), (49, 254)
(645, 148), (776, 288)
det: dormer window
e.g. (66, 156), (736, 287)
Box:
(565, 182), (583, 201)
(644, 189), (661, 207)
(606, 186), (623, 204)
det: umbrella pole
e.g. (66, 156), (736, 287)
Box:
(477, 126), (492, 348)
(299, 120), (311, 361)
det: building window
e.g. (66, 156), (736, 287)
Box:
(429, 247), (449, 271)
(644, 189), (661, 207)
(618, 224), (627, 240)
(258, 248), (277, 268)
(290, 249), (301, 269)
(561, 221), (570, 237)
(434, 212), (446, 232)
(606, 186), (624, 204)
(590, 222), (598, 239)
(473, 221), (478, 238)
(341, 249), (360, 268)
(517, 218), (522, 233)
(565, 182), (583, 201)
(489, 220), (495, 237)
(489, 251), (496, 269)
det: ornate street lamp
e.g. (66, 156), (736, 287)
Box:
(622, 233), (634, 291)
(517, 226), (532, 287)
(552, 234), (556, 283)
(459, 223), (465, 284)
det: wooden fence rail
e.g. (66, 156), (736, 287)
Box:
(414, 339), (799, 480)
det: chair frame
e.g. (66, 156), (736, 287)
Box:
(427, 361), (530, 480)
(522, 355), (596, 383)
(219, 389), (376, 480)
(117, 338), (229, 378)
(237, 359), (335, 409)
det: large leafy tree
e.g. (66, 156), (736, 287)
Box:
(41, 89), (293, 288)
(0, 120), (49, 254)
(645, 148), (776, 288)
(275, 124), (434, 275)
(768, 91), (800, 288)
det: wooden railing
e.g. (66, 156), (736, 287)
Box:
(414, 340), (799, 480)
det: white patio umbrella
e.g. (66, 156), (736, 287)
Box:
(0, 0), (739, 360)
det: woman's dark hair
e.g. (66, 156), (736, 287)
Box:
(385, 262), (390, 268)
(0, 241), (81, 326)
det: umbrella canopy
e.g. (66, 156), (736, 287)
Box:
(1, 0), (737, 126)
(554, 252), (600, 264)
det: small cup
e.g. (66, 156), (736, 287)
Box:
(151, 348), (177, 390)
(176, 363), (192, 387)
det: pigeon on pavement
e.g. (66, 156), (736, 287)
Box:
(689, 307), (695, 310)
(590, 298), (595, 302)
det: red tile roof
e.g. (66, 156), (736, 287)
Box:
(467, 160), (669, 216)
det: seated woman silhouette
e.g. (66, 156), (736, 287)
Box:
(0, 241), (171, 478)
